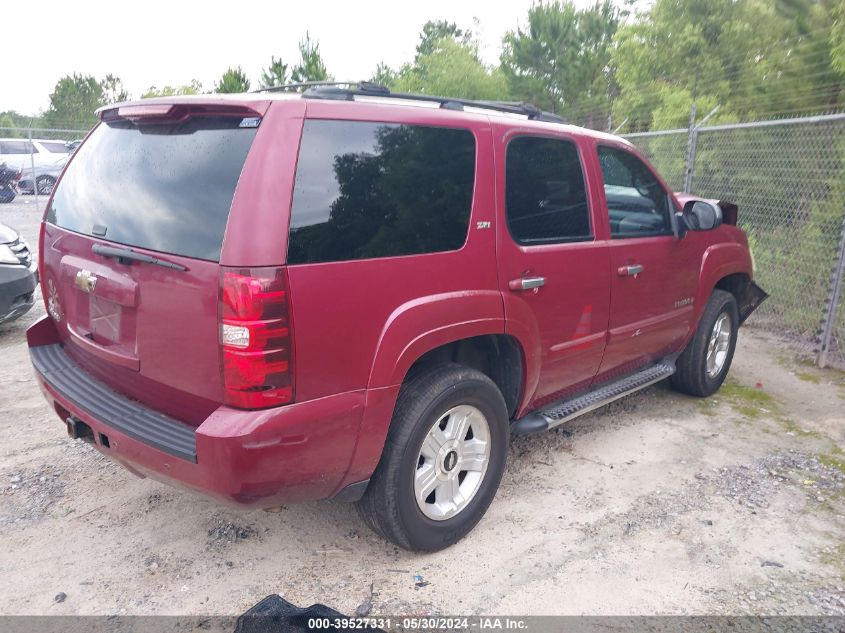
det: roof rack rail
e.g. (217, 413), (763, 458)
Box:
(298, 82), (567, 124)
(252, 80), (367, 94)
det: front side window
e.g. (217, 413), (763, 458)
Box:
(288, 120), (476, 264)
(505, 136), (591, 245)
(598, 145), (672, 238)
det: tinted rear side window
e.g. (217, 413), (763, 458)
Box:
(506, 136), (591, 244)
(47, 117), (257, 261)
(288, 120), (475, 264)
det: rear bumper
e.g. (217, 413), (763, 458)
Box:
(0, 262), (37, 324)
(27, 316), (367, 507)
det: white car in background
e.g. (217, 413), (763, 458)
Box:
(18, 155), (68, 195)
(0, 138), (70, 171)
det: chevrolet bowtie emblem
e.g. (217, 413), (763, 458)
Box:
(74, 270), (98, 293)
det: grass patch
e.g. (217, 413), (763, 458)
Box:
(819, 543), (845, 580)
(795, 371), (821, 384)
(818, 445), (845, 476)
(794, 358), (845, 381)
(714, 380), (816, 434)
(696, 398), (718, 417)
(776, 353), (845, 386)
(717, 379), (778, 419)
(779, 417), (816, 437)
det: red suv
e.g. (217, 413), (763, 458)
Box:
(27, 84), (766, 551)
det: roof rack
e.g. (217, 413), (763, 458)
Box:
(253, 80), (365, 94)
(258, 80), (567, 124)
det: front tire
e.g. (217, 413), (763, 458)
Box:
(671, 289), (739, 397)
(356, 363), (509, 551)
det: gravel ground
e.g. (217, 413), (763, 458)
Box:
(1, 197), (844, 617)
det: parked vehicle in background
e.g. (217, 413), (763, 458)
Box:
(27, 86), (766, 551)
(0, 162), (20, 204)
(0, 138), (70, 171)
(18, 155), (68, 195)
(0, 221), (37, 324)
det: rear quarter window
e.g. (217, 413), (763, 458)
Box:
(47, 117), (257, 261)
(288, 120), (476, 264)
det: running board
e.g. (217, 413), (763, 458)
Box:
(511, 360), (676, 435)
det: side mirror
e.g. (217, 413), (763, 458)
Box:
(682, 200), (722, 232)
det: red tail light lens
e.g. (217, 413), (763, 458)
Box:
(220, 267), (294, 409)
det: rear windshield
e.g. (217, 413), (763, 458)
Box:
(47, 117), (257, 261)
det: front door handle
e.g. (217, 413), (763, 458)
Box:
(509, 276), (546, 291)
(617, 264), (644, 277)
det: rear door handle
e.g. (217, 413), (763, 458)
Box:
(617, 264), (644, 277)
(509, 276), (546, 291)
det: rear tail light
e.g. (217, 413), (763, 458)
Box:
(219, 267), (294, 409)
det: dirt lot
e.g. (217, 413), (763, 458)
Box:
(1, 198), (844, 617)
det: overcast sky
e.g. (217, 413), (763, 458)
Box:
(2, 0), (564, 117)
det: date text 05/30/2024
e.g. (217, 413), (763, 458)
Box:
(306, 617), (528, 630)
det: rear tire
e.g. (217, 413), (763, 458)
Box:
(356, 363), (509, 551)
(671, 289), (739, 397)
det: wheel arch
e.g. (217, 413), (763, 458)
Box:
(366, 290), (508, 390)
(339, 293), (527, 494)
(692, 242), (753, 329)
(714, 272), (751, 306)
(401, 334), (525, 419)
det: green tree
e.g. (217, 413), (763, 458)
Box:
(291, 34), (330, 84)
(43, 74), (110, 130)
(833, 0), (845, 76)
(369, 62), (397, 88)
(501, 1), (619, 126)
(101, 74), (129, 104)
(142, 80), (203, 98)
(0, 111), (42, 136)
(416, 20), (471, 60)
(393, 38), (509, 100)
(214, 67), (251, 93)
(610, 0), (843, 130)
(0, 114), (22, 137)
(260, 56), (290, 89)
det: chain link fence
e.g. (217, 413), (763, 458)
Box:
(626, 113), (845, 369)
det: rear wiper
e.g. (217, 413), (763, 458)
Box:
(92, 244), (188, 271)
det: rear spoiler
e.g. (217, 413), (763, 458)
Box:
(97, 103), (265, 125)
